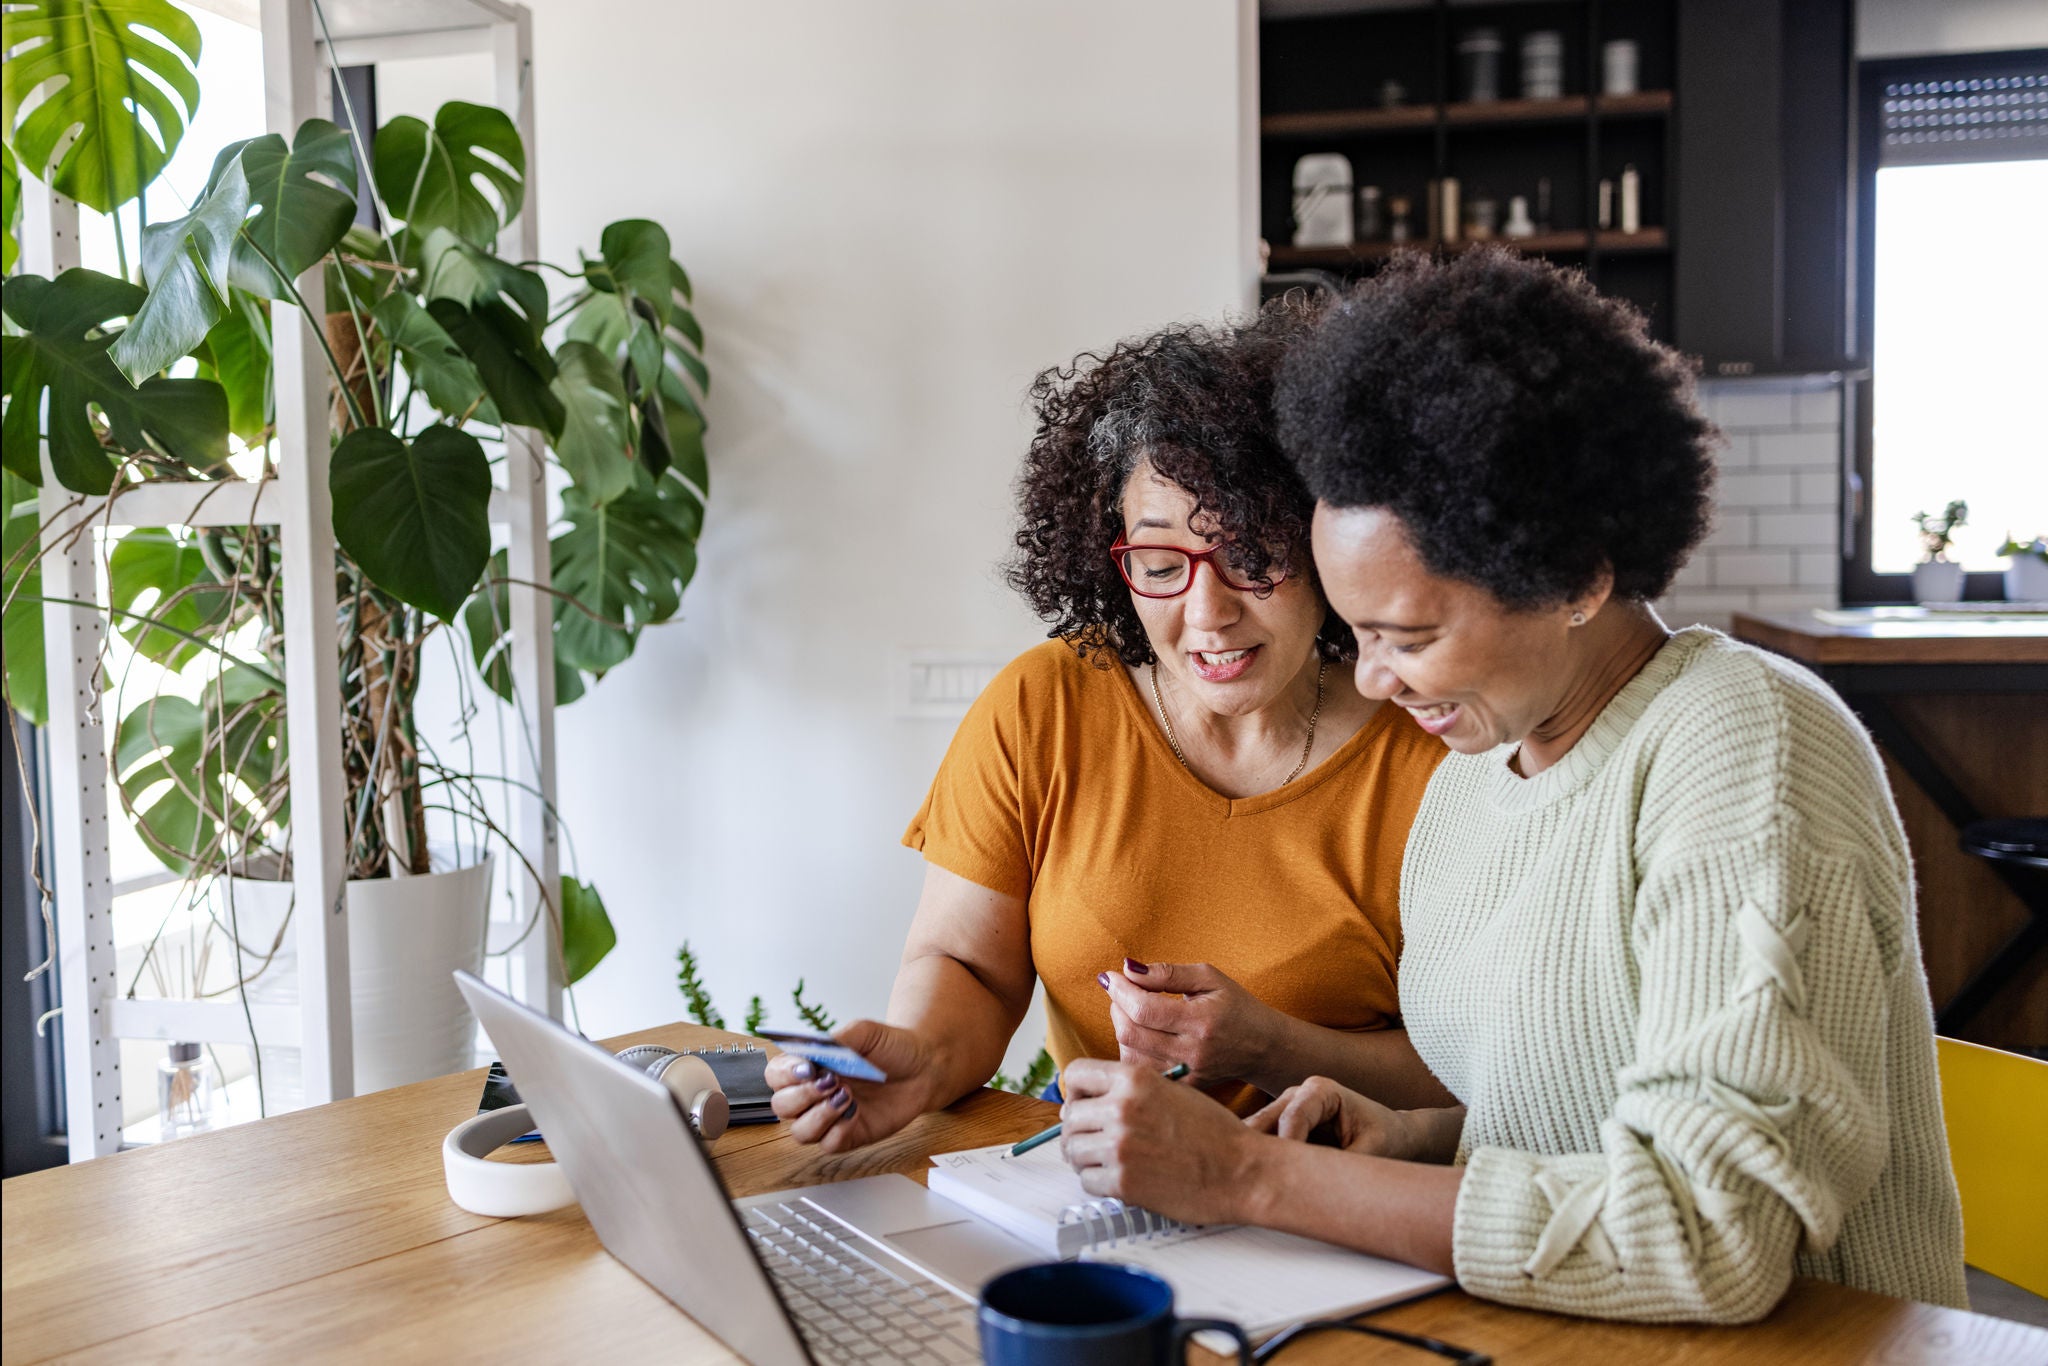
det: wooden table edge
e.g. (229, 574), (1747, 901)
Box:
(1731, 610), (2048, 666)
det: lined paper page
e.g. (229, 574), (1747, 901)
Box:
(1092, 1225), (1450, 1340)
(927, 1141), (1450, 1341)
(926, 1143), (1092, 1256)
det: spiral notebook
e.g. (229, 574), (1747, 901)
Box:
(683, 1044), (776, 1125)
(926, 1143), (1449, 1339)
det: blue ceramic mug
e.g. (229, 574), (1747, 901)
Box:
(979, 1262), (1252, 1366)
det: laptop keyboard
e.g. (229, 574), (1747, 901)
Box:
(744, 1200), (982, 1365)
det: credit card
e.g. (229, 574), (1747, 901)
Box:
(756, 1029), (889, 1083)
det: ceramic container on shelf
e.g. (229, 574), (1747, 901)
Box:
(1291, 153), (1354, 247)
(1603, 39), (1639, 95)
(214, 849), (496, 1112)
(2006, 548), (2048, 602)
(1521, 31), (1564, 99)
(1911, 560), (1966, 604)
(1503, 196), (1536, 238)
(1458, 28), (1503, 102)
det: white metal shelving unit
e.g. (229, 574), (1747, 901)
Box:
(26, 0), (560, 1161)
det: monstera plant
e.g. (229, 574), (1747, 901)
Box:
(1, 3), (707, 991)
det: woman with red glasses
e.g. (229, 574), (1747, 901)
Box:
(765, 299), (1452, 1150)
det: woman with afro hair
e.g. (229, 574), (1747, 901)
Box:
(1053, 250), (1966, 1324)
(764, 299), (1453, 1150)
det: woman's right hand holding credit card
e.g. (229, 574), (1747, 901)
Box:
(763, 1020), (936, 1152)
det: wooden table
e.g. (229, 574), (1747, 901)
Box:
(1732, 610), (2048, 1045)
(1730, 607), (2048, 670)
(6, 1021), (2045, 1364)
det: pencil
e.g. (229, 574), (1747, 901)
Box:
(1007, 1062), (1190, 1157)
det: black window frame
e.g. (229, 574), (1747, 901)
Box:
(1845, 48), (2048, 604)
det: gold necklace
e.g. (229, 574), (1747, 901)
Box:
(1151, 658), (1326, 787)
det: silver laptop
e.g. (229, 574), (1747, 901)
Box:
(454, 972), (1041, 1365)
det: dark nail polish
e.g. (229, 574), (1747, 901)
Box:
(813, 1073), (838, 1093)
(832, 1087), (853, 1110)
(789, 1059), (814, 1081)
(844, 1100), (859, 1120)
(1123, 957), (1149, 976)
(1097, 971), (1111, 990)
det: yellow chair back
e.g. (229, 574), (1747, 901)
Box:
(1936, 1036), (2048, 1297)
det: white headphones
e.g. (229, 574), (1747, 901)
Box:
(442, 1046), (730, 1218)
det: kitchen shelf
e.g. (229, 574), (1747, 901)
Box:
(1264, 91), (1672, 139)
(1267, 226), (1666, 271)
(1261, 0), (1679, 339)
(1269, 232), (1585, 270)
(1595, 227), (1670, 252)
(1263, 105), (1438, 139)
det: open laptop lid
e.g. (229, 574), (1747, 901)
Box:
(453, 971), (813, 1366)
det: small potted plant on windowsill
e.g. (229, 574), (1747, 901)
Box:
(1998, 534), (2048, 603)
(1908, 500), (1968, 603)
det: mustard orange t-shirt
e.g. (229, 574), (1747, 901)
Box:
(902, 640), (1445, 1107)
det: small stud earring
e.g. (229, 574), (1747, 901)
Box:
(1570, 611), (1586, 626)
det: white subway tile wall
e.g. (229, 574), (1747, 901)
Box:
(1659, 377), (1845, 630)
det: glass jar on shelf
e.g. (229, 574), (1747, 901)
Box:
(158, 1042), (222, 1140)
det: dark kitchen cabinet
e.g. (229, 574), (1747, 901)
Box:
(1673, 0), (1853, 375)
(1258, 0), (1854, 376)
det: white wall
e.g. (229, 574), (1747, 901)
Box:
(401, 2), (1251, 1070)
(1857, 0), (2048, 58)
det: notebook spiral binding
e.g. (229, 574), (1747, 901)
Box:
(1057, 1198), (1193, 1251)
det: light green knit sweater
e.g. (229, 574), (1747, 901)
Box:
(1400, 627), (1967, 1323)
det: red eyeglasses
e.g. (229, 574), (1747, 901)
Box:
(1109, 537), (1290, 599)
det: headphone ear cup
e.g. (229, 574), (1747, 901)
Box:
(619, 1047), (729, 1140)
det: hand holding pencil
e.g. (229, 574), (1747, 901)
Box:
(1050, 1056), (1258, 1228)
(1011, 1062), (1188, 1156)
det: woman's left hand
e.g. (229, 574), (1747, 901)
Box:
(1057, 1058), (1257, 1227)
(1099, 959), (1292, 1088)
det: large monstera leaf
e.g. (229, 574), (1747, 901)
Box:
(462, 549), (586, 708)
(114, 665), (286, 874)
(111, 121), (360, 381)
(462, 469), (702, 699)
(2, 141), (20, 275)
(192, 289), (271, 445)
(419, 228), (560, 434)
(565, 222), (707, 489)
(106, 527), (236, 671)
(462, 470), (701, 701)
(0, 0), (203, 215)
(371, 290), (494, 424)
(0, 270), (229, 493)
(547, 339), (636, 506)
(550, 468), (702, 674)
(373, 101), (525, 246)
(110, 149), (249, 383)
(224, 118), (358, 299)
(329, 424), (492, 621)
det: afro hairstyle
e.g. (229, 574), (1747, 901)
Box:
(1275, 248), (1718, 608)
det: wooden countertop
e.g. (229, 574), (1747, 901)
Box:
(1732, 608), (2048, 666)
(6, 1020), (2045, 1364)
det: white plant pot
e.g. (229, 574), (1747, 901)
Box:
(213, 851), (493, 1110)
(2005, 555), (2048, 603)
(1910, 560), (1965, 604)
